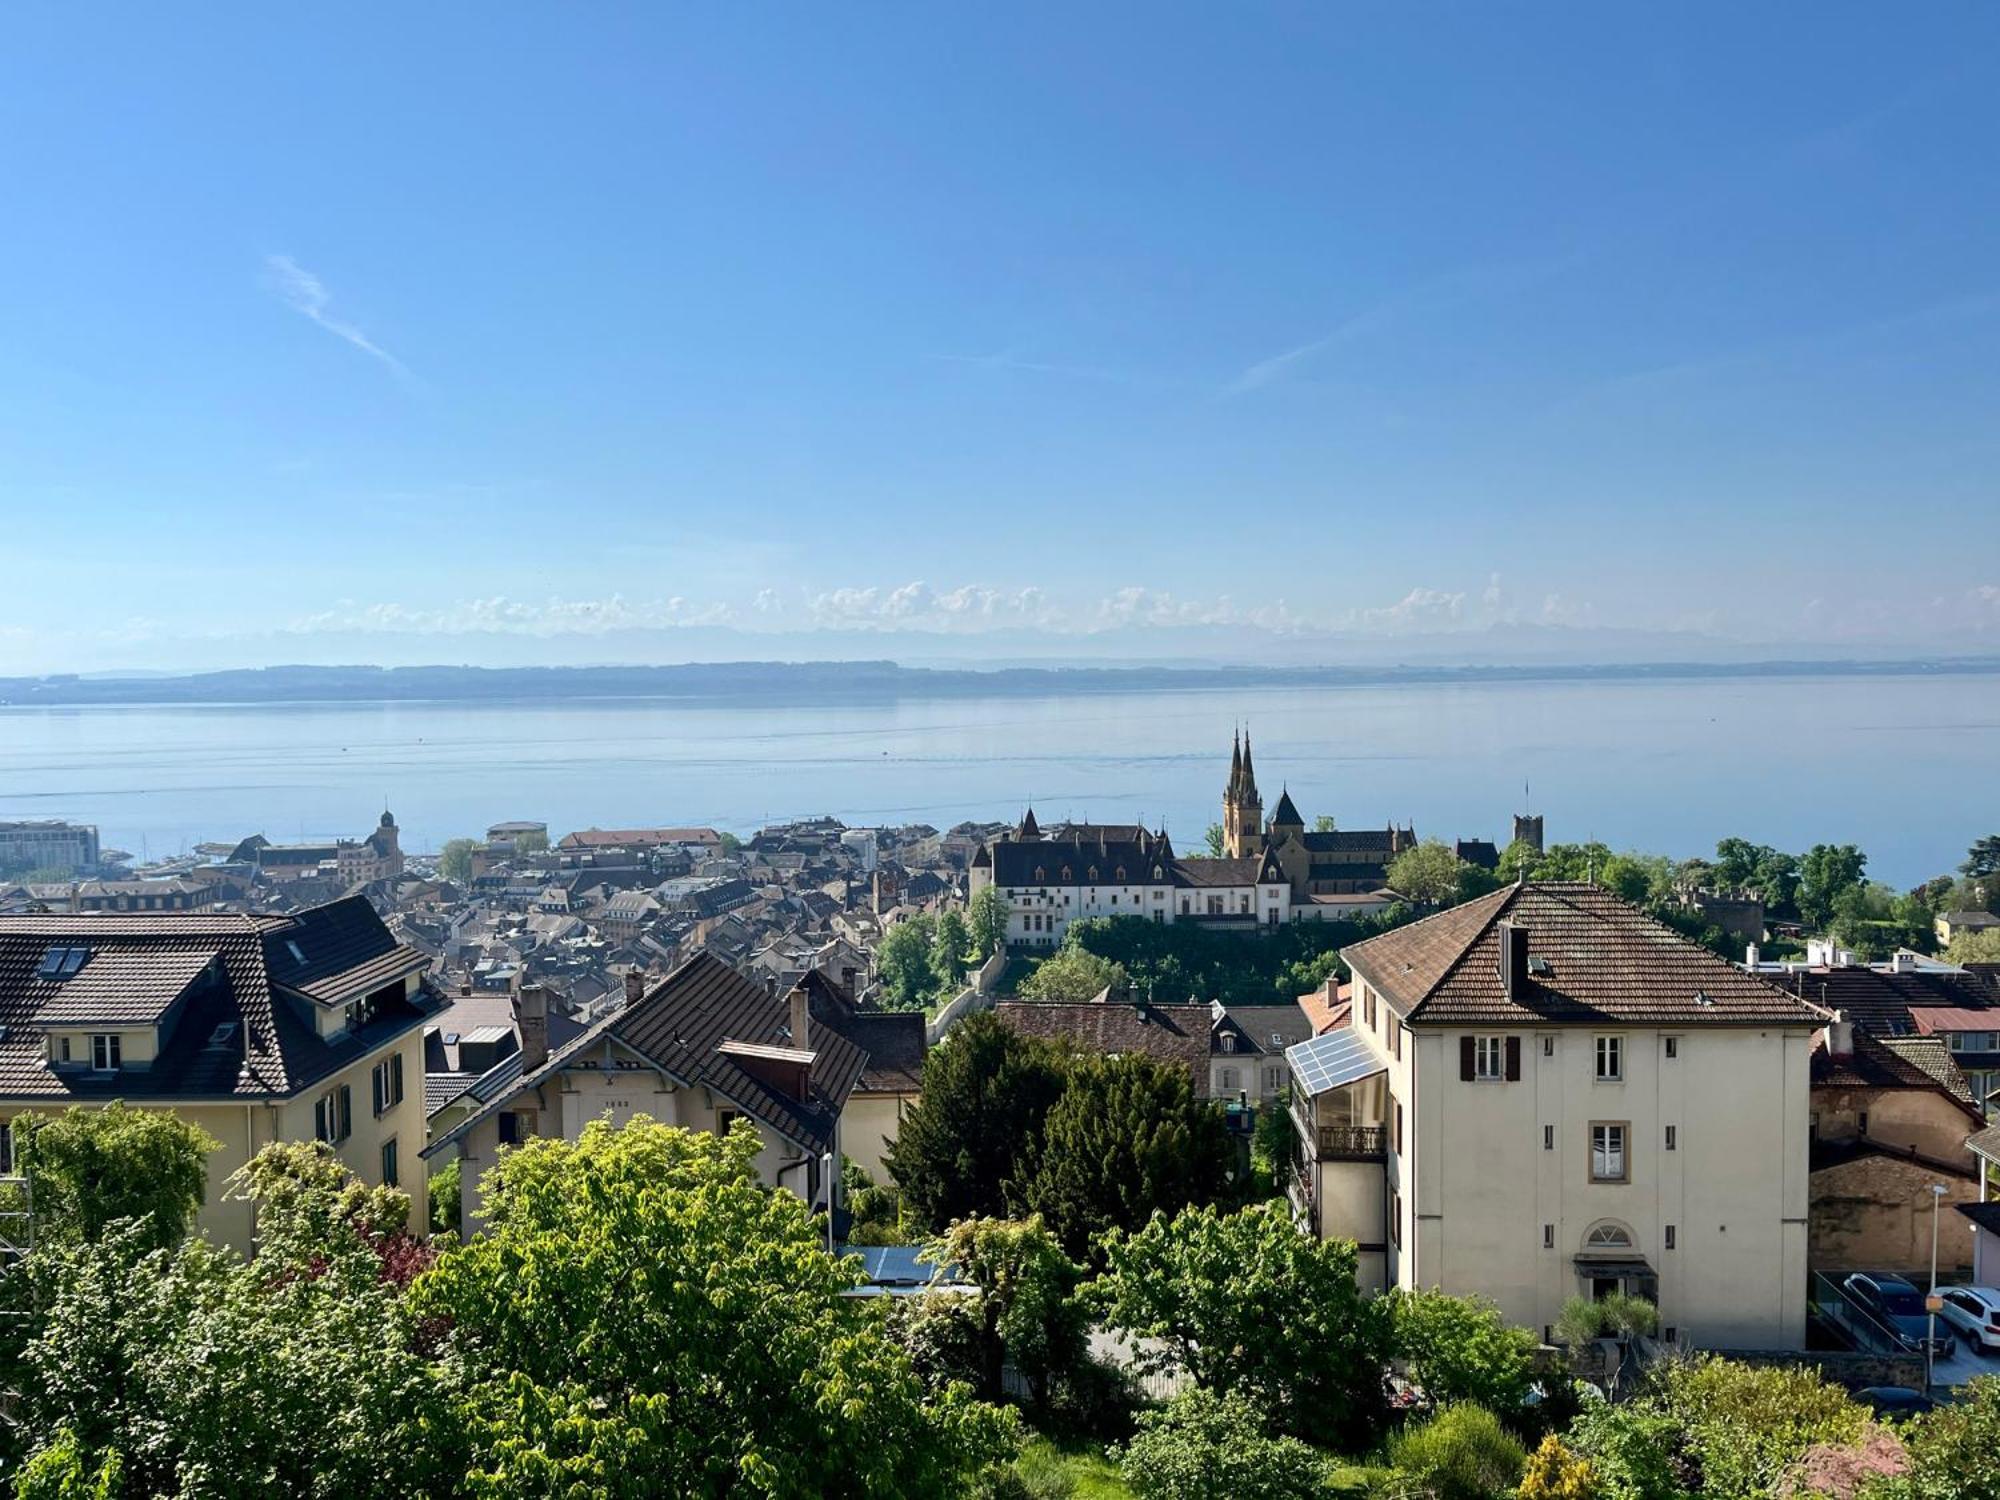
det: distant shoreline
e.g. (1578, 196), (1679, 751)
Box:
(4, 656), (2000, 708)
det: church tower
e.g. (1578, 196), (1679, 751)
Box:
(1223, 730), (1264, 859)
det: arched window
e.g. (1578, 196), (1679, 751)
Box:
(1583, 1222), (1635, 1252)
(1153, 865), (1164, 880)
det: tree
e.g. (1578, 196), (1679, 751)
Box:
(1386, 1287), (1538, 1415)
(932, 908), (972, 992)
(1497, 839), (1542, 884)
(1964, 837), (2000, 881)
(9, 1102), (215, 1252)
(1203, 823), (1226, 858)
(5, 1144), (452, 1498)
(1018, 946), (1129, 1003)
(1117, 1389), (1336, 1500)
(1385, 839), (1468, 907)
(428, 1154), (463, 1236)
(923, 1216), (1087, 1412)
(886, 1012), (1070, 1230)
(513, 828), (549, 856)
(1948, 928), (2000, 964)
(877, 912), (939, 1008)
(1872, 1373), (2000, 1500)
(1092, 1201), (1391, 1449)
(438, 837), (477, 885)
(717, 830), (743, 855)
(1011, 1055), (1234, 1260)
(966, 884), (1009, 961)
(1312, 816), (1338, 833)
(1799, 843), (1868, 931)
(410, 1118), (1015, 1497)
(1599, 852), (1670, 907)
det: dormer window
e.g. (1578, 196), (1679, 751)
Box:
(1114, 867), (1126, 883)
(36, 946), (89, 981)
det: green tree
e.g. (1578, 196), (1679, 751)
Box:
(1386, 1287), (1538, 1415)
(6, 1144), (451, 1498)
(1871, 1373), (2000, 1499)
(411, 1118), (1015, 1497)
(1385, 1403), (1527, 1500)
(1117, 1388), (1336, 1500)
(932, 908), (973, 992)
(1963, 836), (2000, 881)
(1092, 1201), (1391, 1449)
(1019, 946), (1130, 1003)
(513, 827), (549, 856)
(717, 829), (743, 855)
(1386, 839), (1469, 907)
(924, 1216), (1087, 1412)
(1313, 816), (1338, 833)
(1203, 823), (1227, 858)
(1799, 843), (1868, 931)
(1948, 928), (2000, 964)
(1599, 852), (1670, 907)
(1276, 947), (1343, 1000)
(9, 1102), (215, 1252)
(438, 837), (477, 884)
(428, 1154), (463, 1236)
(887, 1012), (1070, 1230)
(1012, 1055), (1234, 1261)
(877, 912), (940, 1008)
(966, 884), (1010, 961)
(1497, 839), (1542, 884)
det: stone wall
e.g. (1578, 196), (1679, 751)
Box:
(1718, 1347), (1927, 1391)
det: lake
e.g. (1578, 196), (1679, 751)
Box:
(2, 674), (1996, 886)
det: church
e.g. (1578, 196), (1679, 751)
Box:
(1221, 730), (1416, 899)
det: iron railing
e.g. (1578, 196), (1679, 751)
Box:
(1315, 1124), (1387, 1159)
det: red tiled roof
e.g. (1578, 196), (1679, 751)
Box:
(1811, 1032), (1982, 1118)
(1343, 882), (1819, 1027)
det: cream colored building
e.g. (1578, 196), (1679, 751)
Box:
(425, 954), (870, 1236)
(1288, 881), (1822, 1351)
(0, 897), (438, 1247)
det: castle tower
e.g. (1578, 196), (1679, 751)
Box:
(1223, 729), (1264, 859)
(1511, 813), (1544, 854)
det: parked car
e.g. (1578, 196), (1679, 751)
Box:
(1934, 1285), (2000, 1353)
(1841, 1272), (1955, 1358)
(1856, 1386), (1936, 1416)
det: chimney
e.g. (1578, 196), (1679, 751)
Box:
(513, 982), (549, 1073)
(789, 984), (811, 1052)
(1496, 922), (1529, 1002)
(624, 968), (646, 1008)
(1826, 1008), (1854, 1058)
(1745, 942), (1761, 968)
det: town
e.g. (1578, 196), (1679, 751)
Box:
(2, 736), (1998, 1496)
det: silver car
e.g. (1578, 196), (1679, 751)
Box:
(1935, 1286), (2000, 1353)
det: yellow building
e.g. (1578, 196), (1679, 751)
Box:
(0, 896), (439, 1247)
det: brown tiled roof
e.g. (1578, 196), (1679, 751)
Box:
(1343, 882), (1818, 1027)
(834, 1011), (925, 1094)
(1811, 1033), (1983, 1117)
(426, 952), (867, 1157)
(558, 827), (721, 849)
(29, 947), (218, 1026)
(0, 896), (438, 1101)
(993, 1000), (1214, 1094)
(1966, 1123), (2000, 1162)
(1298, 981), (1351, 1036)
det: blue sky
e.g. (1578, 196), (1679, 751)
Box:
(3, 4), (1999, 672)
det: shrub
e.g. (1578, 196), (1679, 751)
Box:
(1864, 1373), (2000, 1499)
(1117, 1388), (1336, 1500)
(427, 1155), (461, 1237)
(1517, 1434), (1601, 1500)
(1385, 1402), (1527, 1500)
(1389, 1287), (1539, 1415)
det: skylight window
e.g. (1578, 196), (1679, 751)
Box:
(285, 940), (306, 964)
(36, 946), (90, 980)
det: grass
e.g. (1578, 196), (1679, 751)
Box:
(1016, 1437), (1133, 1498)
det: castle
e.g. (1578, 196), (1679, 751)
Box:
(1222, 730), (1415, 898)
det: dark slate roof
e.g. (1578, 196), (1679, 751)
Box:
(992, 1000), (1214, 1094)
(1269, 790), (1303, 828)
(1811, 1033), (1983, 1118)
(0, 896), (439, 1101)
(1776, 967), (1998, 1036)
(1214, 1003), (1315, 1056)
(1343, 882), (1820, 1027)
(1455, 839), (1501, 870)
(30, 947), (217, 1026)
(1308, 862), (1391, 882)
(1301, 829), (1401, 853)
(426, 952), (868, 1157)
(833, 1011), (925, 1094)
(1174, 854), (1284, 887)
(987, 830), (1177, 887)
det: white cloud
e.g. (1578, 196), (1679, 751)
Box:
(284, 595), (733, 637)
(264, 255), (411, 381)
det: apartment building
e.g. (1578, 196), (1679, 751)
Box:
(1288, 881), (1821, 1350)
(0, 896), (438, 1246)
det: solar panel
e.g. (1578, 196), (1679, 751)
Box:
(1286, 1029), (1386, 1096)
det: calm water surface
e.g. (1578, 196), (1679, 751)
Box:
(2, 676), (1996, 886)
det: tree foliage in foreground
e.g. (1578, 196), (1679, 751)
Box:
(412, 1118), (1015, 1497)
(886, 1012), (1069, 1229)
(1092, 1201), (1389, 1450)
(1386, 1286), (1539, 1416)
(7, 1101), (215, 1252)
(1118, 1388), (1337, 1500)
(1009, 1054), (1234, 1260)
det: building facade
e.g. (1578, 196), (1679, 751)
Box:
(1288, 882), (1820, 1350)
(0, 821), (100, 876)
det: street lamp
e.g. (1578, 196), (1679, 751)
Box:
(1926, 1183), (1948, 1393)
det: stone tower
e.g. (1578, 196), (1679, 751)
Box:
(1511, 813), (1544, 854)
(1223, 730), (1264, 859)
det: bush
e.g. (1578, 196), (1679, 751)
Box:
(1117, 1388), (1337, 1500)
(1517, 1434), (1601, 1499)
(1389, 1287), (1539, 1415)
(427, 1155), (461, 1237)
(1385, 1403), (1527, 1500)
(1865, 1373), (2000, 1499)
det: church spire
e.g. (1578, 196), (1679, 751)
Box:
(1240, 731), (1259, 803)
(1228, 728), (1243, 797)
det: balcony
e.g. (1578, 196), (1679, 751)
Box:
(1314, 1124), (1387, 1160)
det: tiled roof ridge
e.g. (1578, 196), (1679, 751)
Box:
(1402, 884), (1532, 1020)
(1348, 882), (1516, 1000)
